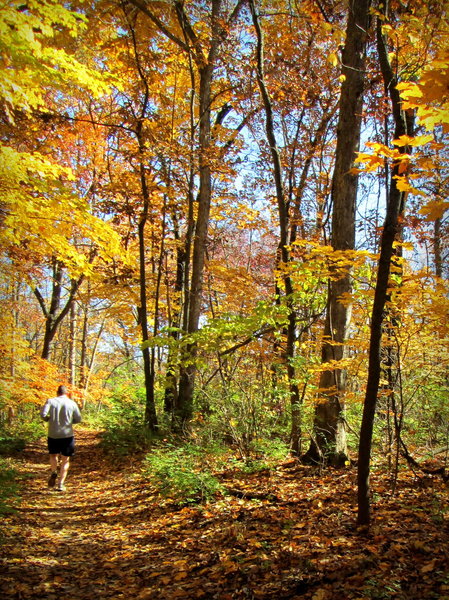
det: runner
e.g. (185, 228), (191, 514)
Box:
(40, 385), (82, 491)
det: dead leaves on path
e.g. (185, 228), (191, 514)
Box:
(1, 431), (449, 599)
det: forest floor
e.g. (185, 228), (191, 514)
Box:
(1, 428), (449, 600)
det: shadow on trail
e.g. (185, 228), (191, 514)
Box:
(2, 428), (449, 600)
(0, 428), (164, 599)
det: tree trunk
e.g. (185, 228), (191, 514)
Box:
(130, 0), (245, 430)
(357, 15), (414, 528)
(79, 285), (90, 390)
(177, 60), (214, 426)
(123, 9), (160, 432)
(163, 71), (195, 420)
(303, 0), (371, 466)
(69, 301), (77, 386)
(434, 217), (443, 278)
(138, 157), (158, 432)
(176, 1), (226, 429)
(34, 257), (84, 361)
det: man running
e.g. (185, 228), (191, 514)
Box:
(41, 385), (82, 492)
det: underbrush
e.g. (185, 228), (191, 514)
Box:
(101, 422), (158, 456)
(91, 394), (160, 456)
(0, 407), (44, 520)
(142, 436), (289, 504)
(144, 443), (224, 504)
(0, 411), (43, 456)
(0, 459), (20, 517)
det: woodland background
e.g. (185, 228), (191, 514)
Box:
(1, 0), (449, 529)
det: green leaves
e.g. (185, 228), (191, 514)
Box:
(0, 459), (19, 516)
(144, 444), (223, 504)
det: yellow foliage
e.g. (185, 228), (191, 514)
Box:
(392, 175), (423, 196)
(397, 47), (449, 132)
(0, 0), (108, 121)
(419, 200), (449, 221)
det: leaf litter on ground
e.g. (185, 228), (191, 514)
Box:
(1, 428), (449, 599)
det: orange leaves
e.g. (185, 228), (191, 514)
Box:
(353, 136), (449, 203)
(354, 141), (413, 174)
(421, 559), (437, 574)
(2, 428), (449, 600)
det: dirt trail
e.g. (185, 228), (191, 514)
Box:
(0, 429), (164, 600)
(2, 428), (449, 600)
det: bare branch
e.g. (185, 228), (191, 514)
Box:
(127, 0), (190, 53)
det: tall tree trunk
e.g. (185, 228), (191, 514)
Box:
(176, 0), (231, 428)
(163, 71), (192, 420)
(124, 7), (159, 431)
(434, 217), (443, 278)
(69, 301), (77, 386)
(164, 162), (195, 420)
(79, 283), (90, 390)
(137, 156), (158, 432)
(83, 319), (105, 403)
(303, 0), (371, 466)
(357, 15), (414, 528)
(177, 59), (215, 426)
(10, 279), (20, 381)
(130, 0), (245, 430)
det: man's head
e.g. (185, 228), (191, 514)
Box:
(57, 385), (67, 396)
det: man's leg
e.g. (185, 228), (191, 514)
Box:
(50, 454), (58, 472)
(58, 455), (70, 489)
(48, 454), (59, 487)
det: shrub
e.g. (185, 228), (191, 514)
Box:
(0, 405), (43, 456)
(101, 423), (157, 456)
(98, 391), (159, 456)
(144, 444), (223, 504)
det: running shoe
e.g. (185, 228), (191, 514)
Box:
(48, 471), (57, 488)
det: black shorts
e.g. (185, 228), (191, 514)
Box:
(47, 436), (75, 457)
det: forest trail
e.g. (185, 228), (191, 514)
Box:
(0, 428), (165, 600)
(2, 428), (449, 600)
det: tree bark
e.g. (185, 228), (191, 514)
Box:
(79, 283), (90, 390)
(129, 0), (246, 429)
(123, 7), (160, 431)
(357, 15), (414, 528)
(174, 0), (245, 429)
(303, 0), (371, 466)
(434, 217), (443, 278)
(137, 153), (158, 431)
(177, 58), (215, 426)
(69, 301), (77, 386)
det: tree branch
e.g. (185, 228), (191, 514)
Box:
(219, 325), (275, 357)
(33, 286), (48, 318)
(127, 0), (190, 53)
(400, 436), (449, 481)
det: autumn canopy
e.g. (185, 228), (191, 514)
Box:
(1, 0), (449, 530)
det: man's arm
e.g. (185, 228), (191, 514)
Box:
(40, 400), (51, 422)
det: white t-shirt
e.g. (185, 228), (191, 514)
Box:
(41, 395), (82, 439)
